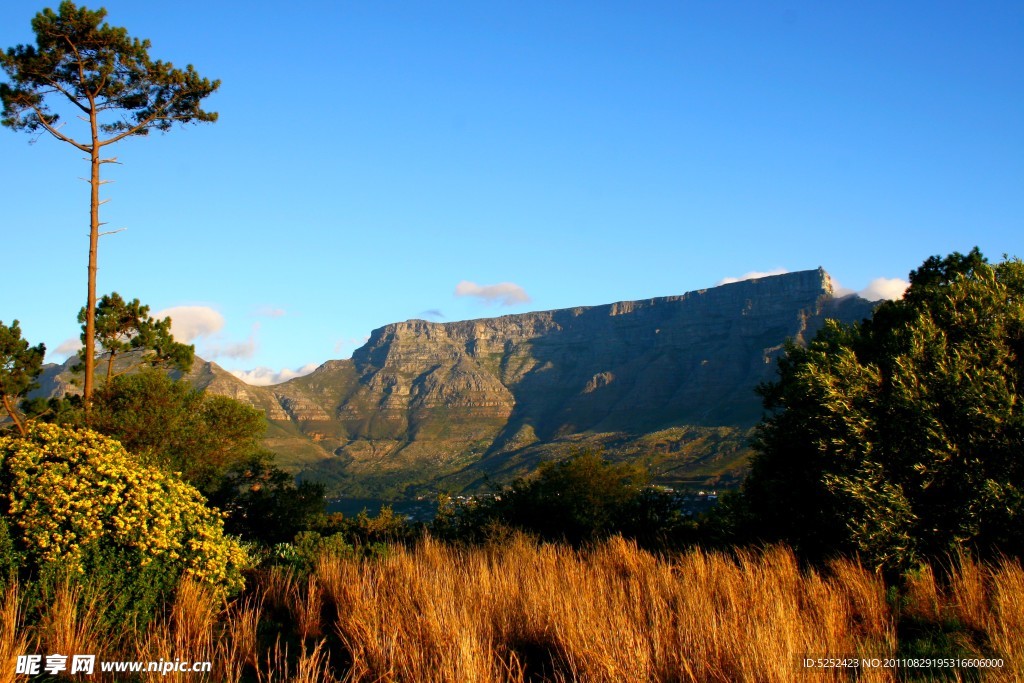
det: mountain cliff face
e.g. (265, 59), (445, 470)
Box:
(29, 269), (876, 497)
(258, 269), (875, 495)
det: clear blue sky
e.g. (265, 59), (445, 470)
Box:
(2, 1), (1021, 384)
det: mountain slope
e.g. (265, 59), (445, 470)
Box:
(265, 268), (875, 495)
(29, 269), (875, 497)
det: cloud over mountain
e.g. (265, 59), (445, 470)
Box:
(454, 281), (531, 306)
(858, 277), (909, 301)
(715, 268), (789, 286)
(53, 337), (83, 359)
(718, 269), (908, 302)
(230, 363), (319, 386)
(153, 306), (224, 342)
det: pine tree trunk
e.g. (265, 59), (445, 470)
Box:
(84, 108), (100, 411)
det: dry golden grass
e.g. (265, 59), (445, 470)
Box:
(35, 580), (110, 669)
(989, 557), (1024, 682)
(0, 538), (1021, 681)
(314, 536), (900, 682)
(0, 585), (27, 683)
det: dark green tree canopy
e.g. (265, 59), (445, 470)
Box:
(739, 249), (1024, 573)
(0, 320), (46, 436)
(85, 369), (265, 492)
(433, 452), (691, 546)
(76, 292), (194, 382)
(0, 1), (219, 140)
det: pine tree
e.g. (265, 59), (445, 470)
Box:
(0, 321), (46, 436)
(1, 2), (219, 406)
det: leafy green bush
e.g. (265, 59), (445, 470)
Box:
(314, 505), (418, 546)
(0, 423), (251, 593)
(83, 369), (270, 492)
(207, 457), (327, 545)
(738, 250), (1024, 573)
(434, 452), (689, 546)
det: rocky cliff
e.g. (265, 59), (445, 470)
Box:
(261, 268), (875, 495)
(28, 269), (876, 497)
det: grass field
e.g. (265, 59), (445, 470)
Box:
(1, 537), (1021, 682)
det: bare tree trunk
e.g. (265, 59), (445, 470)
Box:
(84, 108), (100, 412)
(105, 349), (116, 385)
(2, 394), (26, 437)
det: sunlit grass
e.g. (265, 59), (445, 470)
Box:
(1, 538), (1021, 682)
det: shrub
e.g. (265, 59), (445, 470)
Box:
(435, 452), (689, 546)
(739, 250), (1024, 573)
(207, 456), (327, 545)
(84, 369), (269, 492)
(0, 423), (250, 593)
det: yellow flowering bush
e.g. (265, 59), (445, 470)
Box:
(0, 423), (250, 592)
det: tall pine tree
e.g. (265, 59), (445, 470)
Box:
(1, 2), (218, 406)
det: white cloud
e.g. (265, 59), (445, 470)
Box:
(201, 322), (260, 360)
(230, 363), (319, 386)
(255, 306), (286, 318)
(715, 268), (789, 286)
(832, 282), (857, 297)
(153, 306), (264, 360)
(832, 277), (910, 301)
(454, 280), (531, 306)
(859, 277), (909, 301)
(153, 306), (224, 342)
(53, 337), (82, 359)
(205, 338), (258, 360)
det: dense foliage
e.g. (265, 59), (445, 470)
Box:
(29, 370), (329, 546)
(77, 292), (194, 382)
(736, 249), (1024, 572)
(207, 457), (328, 545)
(86, 370), (267, 491)
(434, 452), (691, 546)
(0, 423), (250, 592)
(0, 320), (44, 436)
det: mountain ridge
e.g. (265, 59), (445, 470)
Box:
(31, 269), (877, 497)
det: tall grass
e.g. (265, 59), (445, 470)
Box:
(0, 538), (1020, 681)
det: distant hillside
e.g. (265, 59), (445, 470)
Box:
(32, 269), (876, 498)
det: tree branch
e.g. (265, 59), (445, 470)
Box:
(98, 91), (186, 147)
(65, 35), (92, 100)
(38, 73), (90, 114)
(30, 106), (91, 152)
(2, 394), (27, 437)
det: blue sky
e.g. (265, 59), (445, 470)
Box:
(2, 1), (1021, 384)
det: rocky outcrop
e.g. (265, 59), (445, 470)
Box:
(260, 269), (876, 495)
(26, 269), (877, 496)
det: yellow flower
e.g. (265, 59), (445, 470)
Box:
(0, 424), (251, 592)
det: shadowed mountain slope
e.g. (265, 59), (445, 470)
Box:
(31, 269), (875, 497)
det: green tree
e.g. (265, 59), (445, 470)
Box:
(76, 292), (194, 384)
(739, 249), (1024, 573)
(39, 369), (328, 544)
(85, 369), (267, 492)
(207, 458), (327, 545)
(1, 2), (219, 406)
(0, 320), (45, 436)
(438, 452), (684, 545)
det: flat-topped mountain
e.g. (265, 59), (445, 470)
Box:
(262, 268), (874, 495)
(33, 269), (876, 497)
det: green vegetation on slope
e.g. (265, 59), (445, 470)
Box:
(720, 249), (1024, 574)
